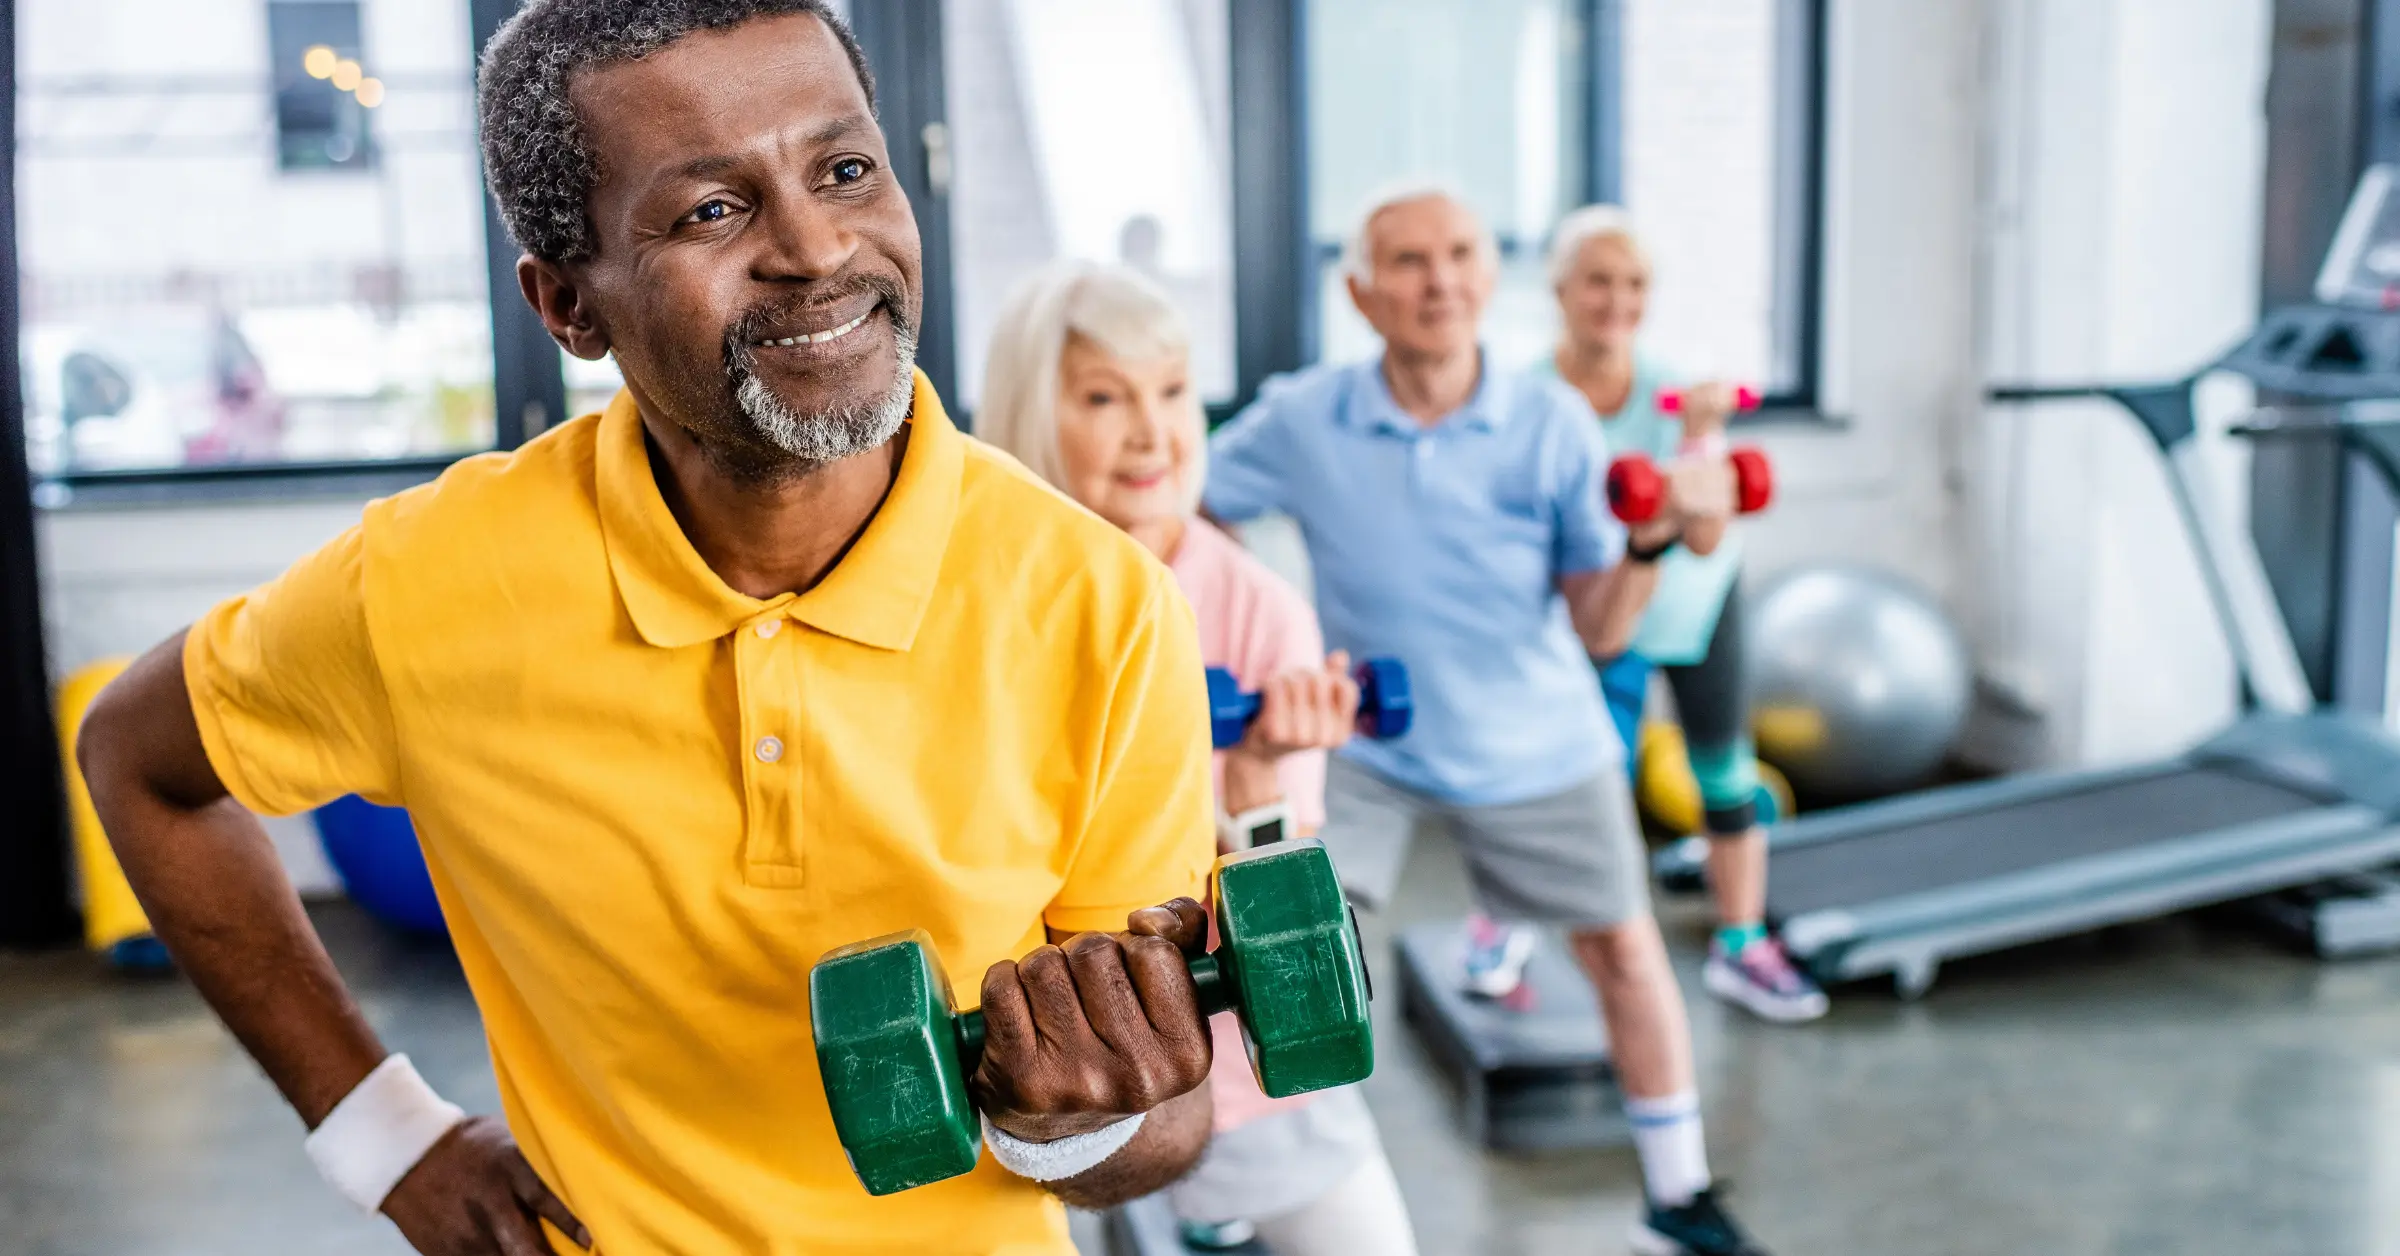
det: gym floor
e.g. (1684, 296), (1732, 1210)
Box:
(6, 836), (2400, 1256)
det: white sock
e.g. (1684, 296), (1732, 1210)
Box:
(1624, 1091), (1711, 1206)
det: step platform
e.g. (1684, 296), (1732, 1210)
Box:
(1394, 920), (1626, 1151)
(2241, 867), (2400, 957)
(1098, 1195), (1266, 1256)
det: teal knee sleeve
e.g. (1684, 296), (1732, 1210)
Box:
(1687, 739), (1761, 814)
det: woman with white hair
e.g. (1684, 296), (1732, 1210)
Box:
(1542, 205), (1828, 1024)
(978, 260), (1419, 1255)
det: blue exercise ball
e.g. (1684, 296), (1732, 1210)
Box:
(313, 796), (446, 935)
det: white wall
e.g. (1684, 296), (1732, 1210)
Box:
(1738, 0), (1984, 604)
(1959, 0), (2270, 769)
(42, 500), (374, 893)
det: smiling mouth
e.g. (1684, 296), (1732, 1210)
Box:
(755, 308), (874, 347)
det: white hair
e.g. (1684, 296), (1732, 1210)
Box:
(1340, 180), (1495, 282)
(1547, 203), (1653, 288)
(976, 260), (1206, 514)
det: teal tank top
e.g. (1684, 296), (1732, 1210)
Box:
(1535, 353), (1743, 665)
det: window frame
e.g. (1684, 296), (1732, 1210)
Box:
(1, 0), (78, 947)
(1250, 0), (1831, 423)
(18, 0), (551, 502)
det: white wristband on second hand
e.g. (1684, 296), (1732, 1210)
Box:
(303, 1054), (467, 1212)
(1216, 800), (1294, 850)
(981, 1111), (1147, 1182)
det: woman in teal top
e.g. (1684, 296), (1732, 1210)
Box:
(1543, 205), (1827, 1023)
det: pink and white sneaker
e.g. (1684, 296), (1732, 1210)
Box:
(1702, 937), (1828, 1022)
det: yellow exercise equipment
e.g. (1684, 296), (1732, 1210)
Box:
(57, 658), (153, 952)
(1635, 722), (1796, 836)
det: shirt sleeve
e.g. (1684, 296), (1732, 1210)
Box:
(1554, 397), (1630, 577)
(184, 524), (403, 817)
(1201, 387), (1292, 524)
(1047, 573), (1218, 935)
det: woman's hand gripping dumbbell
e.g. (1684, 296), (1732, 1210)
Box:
(1206, 654), (1413, 752)
(1605, 383), (1774, 530)
(809, 841), (1374, 1196)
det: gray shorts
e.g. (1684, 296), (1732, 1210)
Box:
(1316, 756), (1652, 929)
(1168, 1085), (1381, 1224)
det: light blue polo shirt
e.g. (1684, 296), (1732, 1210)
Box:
(1205, 355), (1626, 806)
(1534, 353), (1744, 666)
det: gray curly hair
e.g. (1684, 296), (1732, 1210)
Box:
(477, 0), (876, 265)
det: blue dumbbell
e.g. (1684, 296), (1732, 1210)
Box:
(1206, 658), (1414, 751)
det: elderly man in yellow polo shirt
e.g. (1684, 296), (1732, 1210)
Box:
(76, 3), (1232, 1254)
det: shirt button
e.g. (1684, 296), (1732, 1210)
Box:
(754, 735), (784, 764)
(755, 619), (781, 639)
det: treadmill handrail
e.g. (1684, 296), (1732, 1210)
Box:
(1985, 377), (2316, 715)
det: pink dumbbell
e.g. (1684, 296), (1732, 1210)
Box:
(1657, 385), (1763, 414)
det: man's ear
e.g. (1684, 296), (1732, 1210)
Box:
(1345, 272), (1372, 321)
(518, 255), (611, 360)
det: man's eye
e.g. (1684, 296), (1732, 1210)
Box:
(685, 199), (735, 225)
(831, 158), (872, 184)
(1084, 391), (1116, 407)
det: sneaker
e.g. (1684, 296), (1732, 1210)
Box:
(1178, 1218), (1258, 1250)
(1459, 913), (1537, 999)
(1631, 1186), (1769, 1256)
(1703, 937), (1828, 1023)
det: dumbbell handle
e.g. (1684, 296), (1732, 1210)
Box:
(1657, 384), (1763, 413)
(1209, 657), (1413, 750)
(1605, 448), (1775, 523)
(951, 948), (1239, 1070)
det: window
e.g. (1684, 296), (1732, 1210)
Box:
(18, 0), (495, 477)
(1302, 0), (1822, 401)
(1619, 0), (1820, 397)
(942, 0), (1237, 410)
(1306, 0), (1590, 373)
(268, 1), (376, 172)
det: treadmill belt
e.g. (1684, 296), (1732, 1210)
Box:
(1767, 766), (2326, 917)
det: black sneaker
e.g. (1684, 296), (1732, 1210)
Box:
(1631, 1186), (1768, 1256)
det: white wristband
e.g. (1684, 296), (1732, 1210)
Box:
(981, 1112), (1147, 1182)
(304, 1054), (467, 1212)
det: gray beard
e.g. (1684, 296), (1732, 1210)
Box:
(729, 318), (919, 469)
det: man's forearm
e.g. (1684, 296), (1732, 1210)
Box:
(103, 793), (389, 1125)
(1565, 561), (1663, 659)
(1042, 1084), (1212, 1210)
(82, 642), (389, 1129)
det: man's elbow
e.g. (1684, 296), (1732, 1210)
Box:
(75, 672), (139, 795)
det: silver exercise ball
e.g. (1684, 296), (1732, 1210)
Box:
(1746, 565), (1971, 799)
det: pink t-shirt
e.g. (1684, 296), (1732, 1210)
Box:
(1166, 518), (1331, 1131)
(1167, 518), (1330, 830)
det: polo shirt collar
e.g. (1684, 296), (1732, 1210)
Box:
(596, 370), (963, 652)
(1349, 348), (1513, 436)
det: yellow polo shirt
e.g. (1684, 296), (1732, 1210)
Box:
(184, 374), (1215, 1255)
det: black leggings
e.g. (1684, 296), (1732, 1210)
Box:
(1663, 583), (1758, 834)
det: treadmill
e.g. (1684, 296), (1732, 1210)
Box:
(1655, 167), (2400, 998)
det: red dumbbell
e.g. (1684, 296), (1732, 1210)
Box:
(1657, 385), (1763, 414)
(1605, 448), (1775, 523)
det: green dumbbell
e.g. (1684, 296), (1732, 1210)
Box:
(809, 838), (1373, 1196)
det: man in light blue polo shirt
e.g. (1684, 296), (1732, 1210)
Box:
(1205, 188), (1766, 1256)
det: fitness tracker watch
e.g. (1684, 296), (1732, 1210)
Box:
(1625, 532), (1679, 565)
